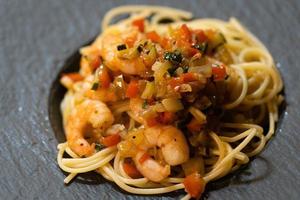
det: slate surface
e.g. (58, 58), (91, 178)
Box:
(0, 0), (300, 199)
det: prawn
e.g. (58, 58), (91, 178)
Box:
(122, 126), (189, 182)
(99, 27), (148, 75)
(128, 98), (145, 124)
(65, 99), (114, 157)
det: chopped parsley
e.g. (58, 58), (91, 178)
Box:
(142, 100), (148, 109)
(117, 44), (127, 51)
(164, 50), (183, 64)
(91, 82), (99, 90)
(182, 66), (189, 73)
(192, 42), (208, 54)
(167, 67), (177, 76)
(95, 143), (104, 152)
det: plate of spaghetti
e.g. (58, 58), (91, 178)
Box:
(55, 5), (283, 199)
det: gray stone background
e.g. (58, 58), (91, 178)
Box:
(0, 0), (299, 199)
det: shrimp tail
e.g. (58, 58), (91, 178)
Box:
(134, 151), (171, 182)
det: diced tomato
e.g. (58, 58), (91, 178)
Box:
(186, 46), (199, 56)
(125, 35), (137, 48)
(106, 91), (117, 102)
(177, 40), (198, 57)
(123, 162), (142, 178)
(99, 68), (111, 88)
(179, 24), (192, 43)
(183, 172), (205, 199)
(90, 56), (101, 71)
(160, 37), (171, 50)
(169, 73), (197, 90)
(180, 72), (197, 82)
(194, 29), (208, 43)
(101, 134), (121, 147)
(158, 112), (176, 124)
(62, 73), (84, 82)
(146, 117), (159, 127)
(126, 80), (139, 98)
(132, 18), (145, 32)
(139, 152), (150, 164)
(146, 31), (161, 43)
(187, 118), (202, 133)
(212, 63), (227, 81)
(169, 77), (183, 89)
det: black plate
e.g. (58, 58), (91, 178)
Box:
(1, 0), (299, 200)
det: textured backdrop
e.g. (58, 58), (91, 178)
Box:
(0, 0), (299, 199)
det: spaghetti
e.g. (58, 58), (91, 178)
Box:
(57, 5), (283, 199)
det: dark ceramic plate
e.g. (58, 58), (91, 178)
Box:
(1, 1), (299, 200)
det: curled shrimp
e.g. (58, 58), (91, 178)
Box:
(128, 98), (145, 124)
(119, 126), (189, 182)
(99, 27), (151, 75)
(65, 99), (114, 157)
(142, 126), (189, 165)
(135, 151), (171, 182)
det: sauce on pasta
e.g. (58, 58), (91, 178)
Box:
(57, 5), (283, 199)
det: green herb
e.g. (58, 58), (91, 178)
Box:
(164, 50), (183, 64)
(137, 45), (143, 53)
(192, 42), (208, 54)
(142, 100), (148, 109)
(117, 44), (127, 51)
(182, 66), (189, 73)
(167, 67), (177, 76)
(95, 143), (104, 152)
(91, 82), (99, 90)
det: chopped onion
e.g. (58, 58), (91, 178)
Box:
(152, 103), (166, 112)
(142, 45), (157, 67)
(151, 61), (163, 71)
(162, 98), (184, 112)
(141, 81), (155, 99)
(175, 67), (184, 76)
(188, 65), (212, 78)
(180, 84), (192, 92)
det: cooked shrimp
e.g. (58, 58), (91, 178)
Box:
(65, 99), (114, 157)
(79, 45), (102, 76)
(99, 28), (148, 75)
(85, 88), (117, 103)
(128, 98), (145, 124)
(135, 151), (171, 182)
(132, 126), (189, 182)
(144, 126), (190, 165)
